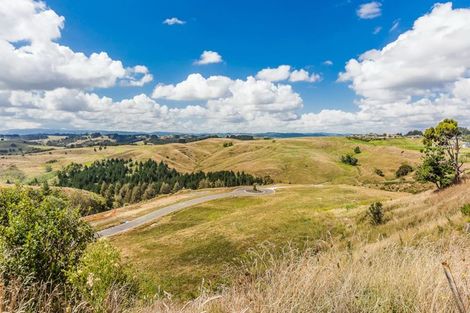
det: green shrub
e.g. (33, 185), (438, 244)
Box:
(354, 146), (361, 154)
(45, 164), (53, 172)
(374, 168), (384, 177)
(368, 202), (384, 225)
(0, 187), (94, 285)
(341, 154), (358, 166)
(396, 164), (413, 178)
(223, 142), (233, 148)
(67, 240), (138, 312)
(461, 204), (470, 216)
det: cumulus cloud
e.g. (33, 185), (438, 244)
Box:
(357, 2), (382, 19)
(256, 65), (292, 82)
(289, 69), (321, 83)
(194, 50), (223, 65)
(163, 17), (186, 25)
(334, 2), (470, 130)
(2, 1), (470, 133)
(256, 65), (321, 83)
(0, 0), (152, 91)
(152, 73), (232, 100)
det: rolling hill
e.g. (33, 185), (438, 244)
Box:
(0, 137), (425, 186)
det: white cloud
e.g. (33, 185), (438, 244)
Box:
(323, 60), (334, 66)
(389, 19), (400, 32)
(357, 2), (382, 19)
(373, 26), (382, 34)
(0, 0), (152, 91)
(152, 73), (232, 100)
(256, 65), (321, 83)
(2, 1), (470, 133)
(194, 50), (223, 65)
(256, 65), (292, 82)
(289, 69), (321, 83)
(334, 2), (470, 131)
(163, 17), (186, 25)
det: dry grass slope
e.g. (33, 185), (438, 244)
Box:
(0, 137), (424, 185)
(134, 180), (470, 313)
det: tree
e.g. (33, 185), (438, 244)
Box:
(172, 181), (181, 193)
(341, 154), (358, 166)
(159, 182), (171, 194)
(416, 149), (454, 189)
(143, 183), (158, 200)
(368, 202), (384, 225)
(416, 119), (463, 188)
(395, 164), (413, 178)
(354, 146), (361, 154)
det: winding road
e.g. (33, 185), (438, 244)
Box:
(98, 187), (275, 238)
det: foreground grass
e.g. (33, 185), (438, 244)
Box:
(0, 137), (424, 185)
(110, 185), (403, 298)
(134, 180), (470, 313)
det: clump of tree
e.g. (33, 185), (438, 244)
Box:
(341, 154), (358, 166)
(395, 164), (413, 178)
(223, 142), (234, 148)
(57, 159), (272, 207)
(368, 202), (384, 225)
(406, 130), (423, 136)
(354, 146), (361, 154)
(416, 119), (463, 189)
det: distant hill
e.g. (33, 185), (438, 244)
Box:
(0, 128), (345, 138)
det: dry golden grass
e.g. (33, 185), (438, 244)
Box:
(133, 180), (470, 313)
(0, 137), (424, 185)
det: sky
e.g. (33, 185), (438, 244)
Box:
(1, 0), (470, 133)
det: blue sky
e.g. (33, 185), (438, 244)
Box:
(1, 0), (470, 132)
(45, 0), (468, 113)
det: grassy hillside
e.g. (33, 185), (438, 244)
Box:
(110, 184), (405, 298)
(135, 179), (470, 313)
(0, 137), (426, 185)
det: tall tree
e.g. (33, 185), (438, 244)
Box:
(416, 119), (463, 188)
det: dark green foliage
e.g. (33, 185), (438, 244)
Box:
(395, 164), (413, 178)
(223, 142), (233, 148)
(341, 154), (358, 166)
(418, 119), (463, 188)
(406, 130), (423, 136)
(416, 148), (454, 189)
(374, 168), (384, 177)
(0, 187), (95, 285)
(368, 202), (384, 225)
(354, 146), (361, 154)
(460, 204), (470, 216)
(57, 159), (268, 205)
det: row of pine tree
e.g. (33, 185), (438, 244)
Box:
(57, 159), (272, 207)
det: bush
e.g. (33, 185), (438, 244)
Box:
(396, 164), (414, 178)
(368, 202), (384, 225)
(341, 154), (358, 166)
(354, 146), (361, 154)
(67, 240), (138, 312)
(45, 164), (53, 172)
(223, 142), (233, 148)
(374, 168), (385, 177)
(0, 187), (94, 285)
(461, 204), (470, 216)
